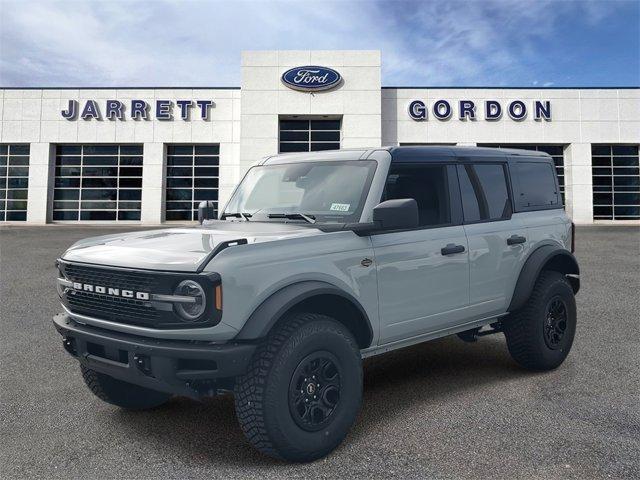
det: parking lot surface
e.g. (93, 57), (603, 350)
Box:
(1, 225), (639, 479)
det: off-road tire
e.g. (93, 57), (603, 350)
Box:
(234, 313), (363, 462)
(80, 365), (170, 410)
(504, 270), (576, 371)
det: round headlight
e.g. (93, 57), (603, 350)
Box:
(174, 280), (206, 321)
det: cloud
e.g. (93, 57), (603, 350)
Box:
(0, 0), (633, 87)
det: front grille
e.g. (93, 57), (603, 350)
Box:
(66, 290), (159, 322)
(58, 261), (222, 329)
(64, 263), (158, 292)
(61, 263), (162, 327)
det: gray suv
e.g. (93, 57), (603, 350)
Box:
(53, 146), (579, 462)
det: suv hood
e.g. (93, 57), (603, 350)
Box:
(61, 221), (321, 272)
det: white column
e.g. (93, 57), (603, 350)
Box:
(26, 143), (54, 224)
(564, 143), (592, 224)
(140, 142), (165, 224)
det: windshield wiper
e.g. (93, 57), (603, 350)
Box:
(267, 213), (316, 224)
(221, 212), (252, 221)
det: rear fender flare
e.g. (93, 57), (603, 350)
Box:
(508, 245), (580, 312)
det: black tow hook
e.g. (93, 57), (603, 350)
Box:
(133, 354), (153, 376)
(62, 337), (77, 356)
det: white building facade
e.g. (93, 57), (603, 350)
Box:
(1, 50), (638, 225)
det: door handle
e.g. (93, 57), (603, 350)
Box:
(507, 234), (527, 245)
(441, 243), (465, 256)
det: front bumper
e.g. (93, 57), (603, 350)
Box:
(53, 313), (256, 398)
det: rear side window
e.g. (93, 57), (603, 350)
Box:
(515, 161), (559, 208)
(457, 163), (511, 222)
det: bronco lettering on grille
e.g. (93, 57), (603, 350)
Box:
(71, 282), (150, 300)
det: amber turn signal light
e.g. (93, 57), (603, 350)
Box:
(214, 284), (223, 311)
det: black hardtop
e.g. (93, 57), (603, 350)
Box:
(386, 145), (550, 163)
(262, 145), (551, 165)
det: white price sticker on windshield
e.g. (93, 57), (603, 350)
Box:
(330, 203), (350, 212)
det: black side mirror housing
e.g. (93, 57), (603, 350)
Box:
(197, 201), (217, 224)
(372, 198), (419, 230)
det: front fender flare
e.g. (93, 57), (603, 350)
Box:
(508, 245), (580, 312)
(235, 281), (373, 345)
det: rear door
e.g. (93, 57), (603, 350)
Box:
(372, 163), (470, 345)
(458, 161), (528, 317)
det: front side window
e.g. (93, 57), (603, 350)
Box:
(458, 163), (511, 222)
(382, 164), (451, 227)
(223, 161), (376, 223)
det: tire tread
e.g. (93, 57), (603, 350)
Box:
(504, 270), (575, 370)
(234, 312), (360, 461)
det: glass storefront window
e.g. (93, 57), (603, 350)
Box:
(592, 145), (640, 220)
(53, 145), (143, 221)
(165, 144), (219, 221)
(0, 144), (30, 221)
(279, 119), (341, 153)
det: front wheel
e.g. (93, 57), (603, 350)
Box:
(234, 313), (363, 462)
(503, 270), (577, 371)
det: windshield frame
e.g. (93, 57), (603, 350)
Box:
(221, 159), (379, 224)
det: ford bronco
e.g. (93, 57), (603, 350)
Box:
(54, 146), (579, 462)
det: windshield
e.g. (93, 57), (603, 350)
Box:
(223, 160), (377, 223)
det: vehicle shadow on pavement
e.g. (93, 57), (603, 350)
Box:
(353, 335), (525, 440)
(112, 334), (526, 467)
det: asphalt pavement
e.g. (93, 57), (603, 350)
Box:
(1, 225), (639, 479)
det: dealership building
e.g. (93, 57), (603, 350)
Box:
(0, 50), (638, 225)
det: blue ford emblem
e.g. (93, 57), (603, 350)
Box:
(281, 66), (342, 92)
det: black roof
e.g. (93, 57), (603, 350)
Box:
(262, 145), (550, 165)
(386, 145), (550, 162)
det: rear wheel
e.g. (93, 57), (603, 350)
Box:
(504, 270), (577, 370)
(80, 365), (170, 410)
(234, 312), (362, 462)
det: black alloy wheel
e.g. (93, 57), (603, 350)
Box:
(288, 352), (342, 431)
(543, 296), (568, 349)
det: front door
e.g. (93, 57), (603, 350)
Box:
(372, 163), (470, 345)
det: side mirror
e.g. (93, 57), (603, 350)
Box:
(372, 198), (419, 230)
(197, 201), (217, 224)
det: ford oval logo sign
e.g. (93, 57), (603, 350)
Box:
(281, 66), (342, 92)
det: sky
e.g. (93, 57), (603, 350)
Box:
(0, 0), (638, 88)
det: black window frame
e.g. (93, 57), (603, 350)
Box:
(374, 162), (462, 233)
(456, 162), (514, 225)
